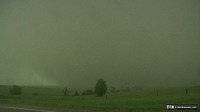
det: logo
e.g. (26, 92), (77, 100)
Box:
(166, 105), (175, 109)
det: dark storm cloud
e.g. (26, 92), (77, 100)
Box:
(0, 0), (199, 88)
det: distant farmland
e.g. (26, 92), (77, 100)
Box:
(0, 85), (199, 112)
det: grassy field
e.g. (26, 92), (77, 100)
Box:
(0, 85), (199, 112)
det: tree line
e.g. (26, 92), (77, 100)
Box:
(10, 78), (108, 97)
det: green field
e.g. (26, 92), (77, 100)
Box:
(0, 85), (199, 112)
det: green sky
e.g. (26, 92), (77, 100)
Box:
(0, 0), (200, 89)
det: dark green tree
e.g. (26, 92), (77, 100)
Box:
(110, 86), (116, 92)
(10, 85), (22, 95)
(61, 87), (69, 101)
(73, 91), (79, 96)
(95, 78), (107, 96)
(63, 87), (69, 96)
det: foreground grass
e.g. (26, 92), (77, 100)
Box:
(0, 86), (200, 112)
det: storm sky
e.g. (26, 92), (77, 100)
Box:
(0, 0), (200, 89)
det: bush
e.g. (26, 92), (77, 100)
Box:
(82, 89), (95, 95)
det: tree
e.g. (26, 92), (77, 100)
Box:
(63, 87), (69, 96)
(73, 91), (79, 96)
(110, 86), (116, 92)
(61, 87), (69, 101)
(95, 78), (107, 96)
(10, 85), (22, 95)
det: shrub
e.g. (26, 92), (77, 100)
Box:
(82, 89), (95, 95)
